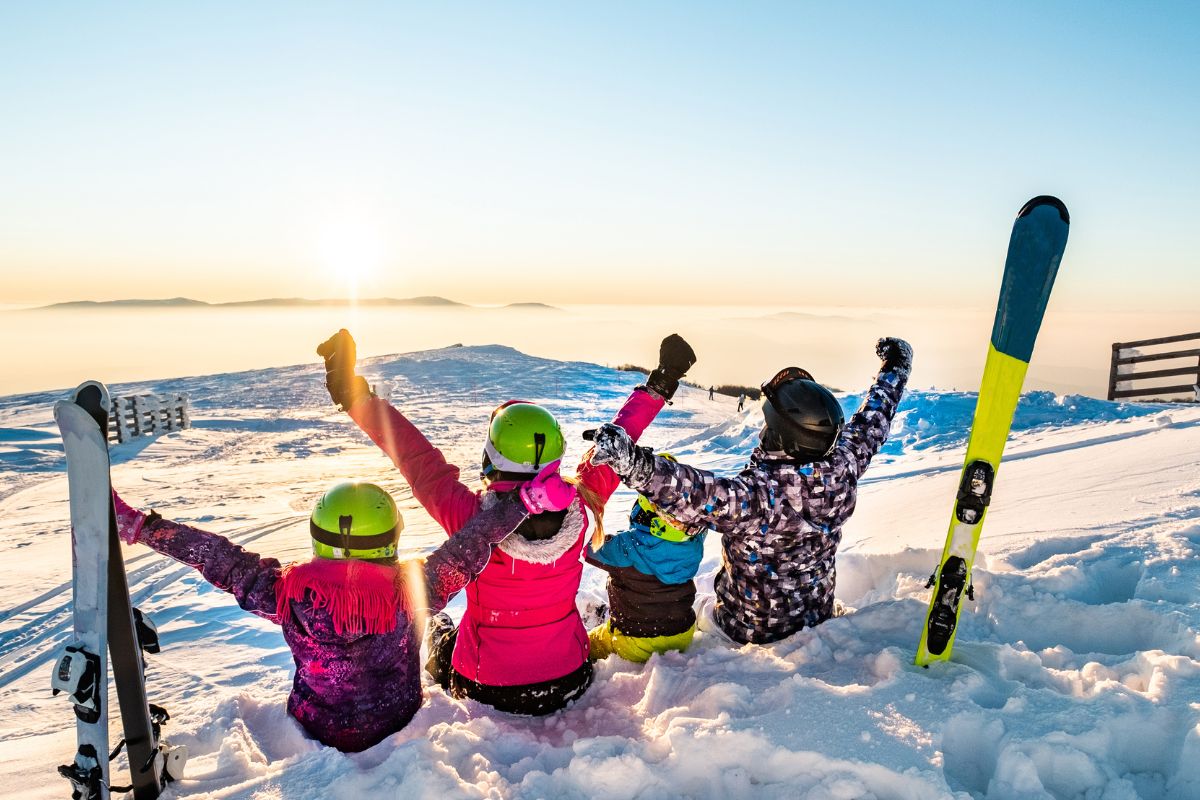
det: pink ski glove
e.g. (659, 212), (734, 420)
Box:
(519, 460), (577, 514)
(111, 489), (147, 544)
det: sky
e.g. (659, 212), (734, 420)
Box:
(1, 2), (1198, 311)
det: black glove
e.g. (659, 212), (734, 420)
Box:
(876, 337), (913, 376)
(316, 329), (372, 410)
(583, 423), (646, 479)
(646, 334), (697, 401)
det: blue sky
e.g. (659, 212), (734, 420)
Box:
(1, 2), (1197, 310)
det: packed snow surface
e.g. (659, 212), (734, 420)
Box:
(2, 345), (1199, 799)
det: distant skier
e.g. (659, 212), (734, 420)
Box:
(709, 386), (715, 401)
(317, 329), (696, 714)
(586, 338), (911, 644)
(586, 454), (708, 662)
(737, 393), (746, 412)
(109, 466), (576, 752)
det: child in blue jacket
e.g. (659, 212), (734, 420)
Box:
(585, 456), (708, 662)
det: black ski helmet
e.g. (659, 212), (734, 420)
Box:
(759, 367), (844, 462)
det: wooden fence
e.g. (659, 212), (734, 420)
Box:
(108, 393), (191, 443)
(1108, 332), (1200, 403)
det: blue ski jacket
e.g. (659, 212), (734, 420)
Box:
(588, 527), (706, 585)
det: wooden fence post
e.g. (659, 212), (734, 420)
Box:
(115, 396), (132, 443)
(105, 392), (191, 443)
(1107, 343), (1120, 401)
(1109, 331), (1200, 403)
(136, 396), (145, 436)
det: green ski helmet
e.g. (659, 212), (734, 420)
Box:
(481, 400), (565, 482)
(310, 482), (403, 561)
(627, 454), (691, 543)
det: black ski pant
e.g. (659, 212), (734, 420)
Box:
(426, 616), (593, 716)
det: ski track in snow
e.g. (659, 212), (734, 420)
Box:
(2, 345), (1200, 799)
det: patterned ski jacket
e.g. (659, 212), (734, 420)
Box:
(117, 495), (527, 752)
(622, 365), (907, 644)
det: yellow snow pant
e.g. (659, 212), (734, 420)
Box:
(588, 620), (696, 663)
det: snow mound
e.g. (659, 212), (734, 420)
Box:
(881, 390), (1171, 455)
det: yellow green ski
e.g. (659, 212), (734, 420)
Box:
(915, 196), (1070, 667)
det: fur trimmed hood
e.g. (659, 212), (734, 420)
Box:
(481, 493), (586, 565)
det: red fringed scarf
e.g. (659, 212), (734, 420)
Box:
(275, 559), (405, 635)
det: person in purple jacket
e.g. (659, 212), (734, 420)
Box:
(110, 462), (576, 753)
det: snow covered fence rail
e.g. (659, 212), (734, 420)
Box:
(1108, 331), (1200, 402)
(108, 392), (190, 443)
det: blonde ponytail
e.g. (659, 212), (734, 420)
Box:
(565, 477), (606, 550)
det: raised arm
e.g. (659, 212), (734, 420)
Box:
(576, 387), (665, 503)
(113, 491), (281, 621)
(576, 334), (695, 503)
(829, 337), (911, 479)
(422, 495), (527, 612)
(585, 426), (768, 534)
(625, 450), (767, 535)
(347, 395), (480, 534)
(318, 329), (480, 535)
(422, 463), (575, 611)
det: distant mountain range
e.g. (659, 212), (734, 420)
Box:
(34, 297), (564, 311)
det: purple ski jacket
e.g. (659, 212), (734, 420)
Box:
(117, 495), (528, 752)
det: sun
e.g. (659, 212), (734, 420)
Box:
(318, 220), (384, 297)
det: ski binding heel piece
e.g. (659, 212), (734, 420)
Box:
(954, 460), (995, 524)
(58, 744), (103, 800)
(51, 645), (102, 724)
(159, 743), (188, 785)
(925, 557), (970, 657)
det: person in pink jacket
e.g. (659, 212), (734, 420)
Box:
(317, 331), (696, 715)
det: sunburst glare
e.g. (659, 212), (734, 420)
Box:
(318, 219), (384, 302)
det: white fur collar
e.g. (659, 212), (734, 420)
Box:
(482, 494), (586, 565)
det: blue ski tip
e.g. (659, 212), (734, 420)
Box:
(1017, 195), (1069, 224)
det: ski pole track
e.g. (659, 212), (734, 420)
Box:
(0, 516), (298, 690)
(0, 470), (57, 504)
(0, 516), (294, 623)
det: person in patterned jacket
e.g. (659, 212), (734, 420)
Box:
(585, 337), (911, 645)
(109, 464), (576, 752)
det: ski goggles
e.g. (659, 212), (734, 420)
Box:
(490, 398), (535, 420)
(309, 514), (400, 552)
(629, 495), (690, 543)
(761, 366), (817, 399)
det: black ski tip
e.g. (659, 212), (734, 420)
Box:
(1017, 195), (1069, 224)
(71, 380), (110, 432)
(74, 383), (104, 412)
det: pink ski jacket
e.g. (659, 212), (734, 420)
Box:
(348, 387), (663, 685)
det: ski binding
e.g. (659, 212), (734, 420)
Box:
(51, 645), (103, 724)
(58, 744), (104, 800)
(954, 460), (994, 524)
(924, 556), (971, 657)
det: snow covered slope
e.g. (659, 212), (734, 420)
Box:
(2, 346), (1199, 799)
